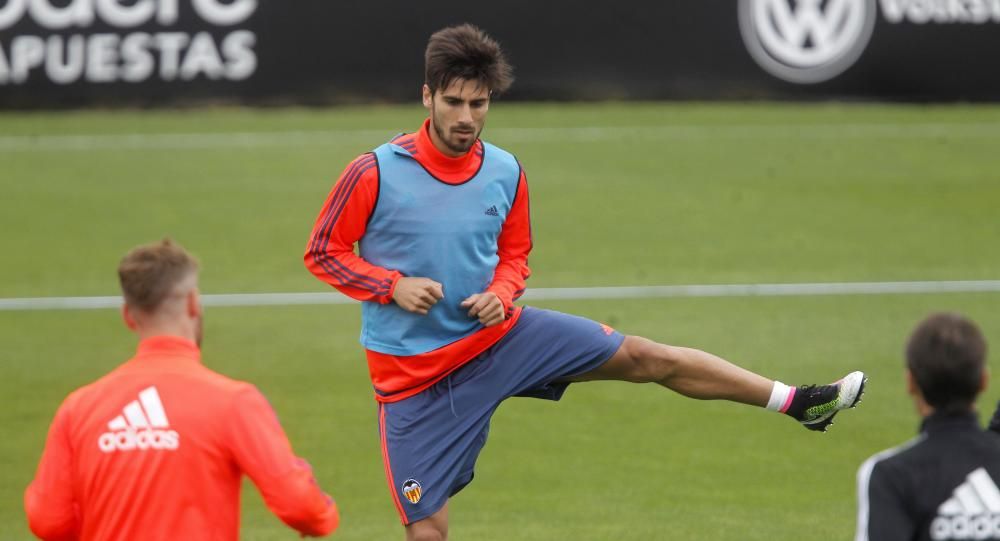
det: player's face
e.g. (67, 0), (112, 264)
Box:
(423, 79), (490, 157)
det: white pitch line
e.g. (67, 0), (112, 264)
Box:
(2, 122), (999, 152)
(1, 280), (998, 311)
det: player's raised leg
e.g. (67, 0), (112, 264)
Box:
(567, 335), (866, 432)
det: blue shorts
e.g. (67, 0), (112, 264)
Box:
(377, 307), (626, 524)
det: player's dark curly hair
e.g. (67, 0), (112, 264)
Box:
(906, 312), (988, 414)
(424, 24), (513, 95)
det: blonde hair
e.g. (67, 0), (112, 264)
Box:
(118, 238), (199, 313)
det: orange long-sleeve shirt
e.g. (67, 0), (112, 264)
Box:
(304, 119), (532, 402)
(24, 335), (339, 541)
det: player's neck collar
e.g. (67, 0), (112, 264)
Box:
(416, 118), (482, 177)
(134, 335), (201, 361)
(921, 410), (978, 433)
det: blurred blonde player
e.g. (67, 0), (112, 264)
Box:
(25, 239), (339, 540)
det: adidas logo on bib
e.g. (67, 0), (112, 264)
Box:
(931, 468), (1000, 540)
(98, 386), (180, 453)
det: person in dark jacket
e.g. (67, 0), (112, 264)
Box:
(855, 312), (998, 541)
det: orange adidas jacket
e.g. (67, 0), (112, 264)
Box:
(24, 335), (339, 541)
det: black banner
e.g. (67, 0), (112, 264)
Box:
(1, 0), (999, 108)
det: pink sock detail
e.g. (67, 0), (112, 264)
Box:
(779, 387), (797, 413)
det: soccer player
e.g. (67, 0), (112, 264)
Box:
(25, 239), (339, 541)
(304, 24), (866, 540)
(856, 313), (1000, 541)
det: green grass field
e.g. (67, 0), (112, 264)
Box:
(1, 102), (999, 540)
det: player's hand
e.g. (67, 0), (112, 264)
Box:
(460, 292), (505, 327)
(392, 277), (444, 315)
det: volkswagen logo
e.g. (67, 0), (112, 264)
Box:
(739, 0), (876, 84)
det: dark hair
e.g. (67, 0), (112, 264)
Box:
(118, 238), (199, 313)
(424, 24), (513, 95)
(906, 312), (988, 414)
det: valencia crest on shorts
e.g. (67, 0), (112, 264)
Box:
(402, 479), (422, 504)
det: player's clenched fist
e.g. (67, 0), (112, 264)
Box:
(392, 277), (444, 314)
(460, 292), (505, 327)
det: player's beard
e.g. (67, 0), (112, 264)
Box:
(432, 106), (481, 155)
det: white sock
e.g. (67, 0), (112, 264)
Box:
(766, 381), (795, 413)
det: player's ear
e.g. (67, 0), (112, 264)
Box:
(186, 288), (202, 319)
(905, 369), (919, 398)
(422, 84), (433, 109)
(980, 368), (990, 394)
(121, 304), (138, 331)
